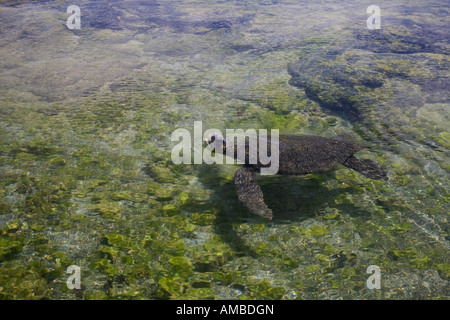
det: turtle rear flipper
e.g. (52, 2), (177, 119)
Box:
(343, 156), (388, 181)
(234, 167), (273, 220)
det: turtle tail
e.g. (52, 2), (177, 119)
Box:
(343, 156), (388, 181)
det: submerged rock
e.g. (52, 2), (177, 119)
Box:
(288, 25), (449, 122)
(354, 25), (449, 55)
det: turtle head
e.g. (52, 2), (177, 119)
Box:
(204, 132), (226, 152)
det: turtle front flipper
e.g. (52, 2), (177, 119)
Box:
(343, 155), (388, 181)
(233, 167), (273, 220)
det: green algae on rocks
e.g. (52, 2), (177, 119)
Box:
(0, 0), (449, 300)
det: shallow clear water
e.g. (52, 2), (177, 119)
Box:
(0, 0), (448, 299)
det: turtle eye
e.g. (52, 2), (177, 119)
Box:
(210, 135), (216, 143)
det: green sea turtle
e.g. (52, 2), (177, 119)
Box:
(205, 133), (387, 220)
